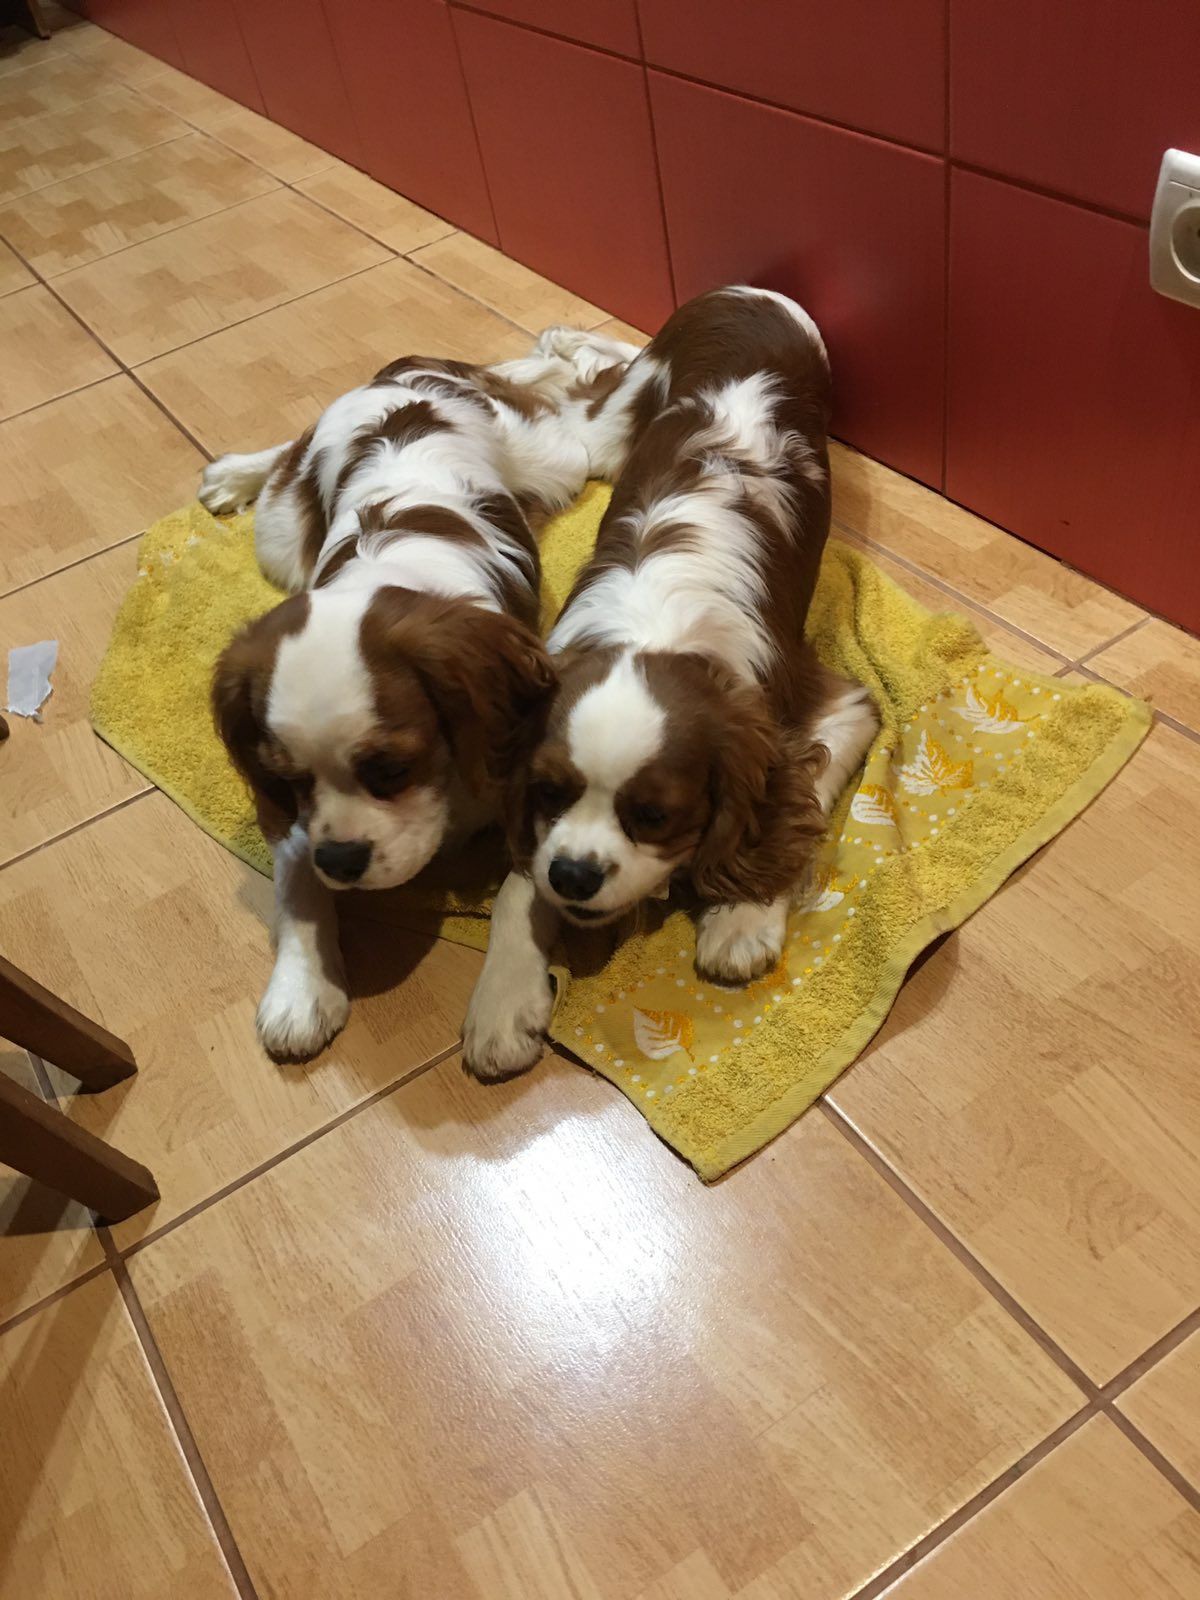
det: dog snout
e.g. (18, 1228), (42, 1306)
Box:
(313, 839), (373, 884)
(547, 855), (607, 903)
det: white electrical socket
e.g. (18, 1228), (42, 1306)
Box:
(1150, 148), (1200, 309)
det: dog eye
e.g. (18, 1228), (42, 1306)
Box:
(356, 754), (411, 799)
(533, 779), (570, 816)
(630, 802), (668, 832)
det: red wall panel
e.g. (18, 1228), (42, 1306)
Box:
(455, 14), (674, 332)
(947, 171), (1200, 631)
(651, 73), (945, 487)
(80, 0), (183, 65)
(454, 0), (640, 57)
(952, 0), (1200, 220)
(641, 0), (945, 152)
(326, 0), (497, 244)
(167, 0), (263, 112)
(230, 0), (361, 165)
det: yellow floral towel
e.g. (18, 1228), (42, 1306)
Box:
(92, 489), (1150, 1178)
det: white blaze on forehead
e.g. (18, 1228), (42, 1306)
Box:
(268, 590), (375, 762)
(565, 651), (665, 792)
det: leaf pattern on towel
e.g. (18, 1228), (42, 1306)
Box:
(807, 866), (846, 910)
(633, 1009), (694, 1061)
(955, 683), (1022, 734)
(850, 783), (896, 826)
(899, 731), (974, 795)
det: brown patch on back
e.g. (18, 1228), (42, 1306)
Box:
(212, 595), (311, 841)
(296, 449), (328, 585)
(333, 399), (449, 509)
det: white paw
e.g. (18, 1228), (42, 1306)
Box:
(695, 900), (787, 985)
(462, 966), (553, 1082)
(199, 457), (257, 515)
(256, 961), (349, 1060)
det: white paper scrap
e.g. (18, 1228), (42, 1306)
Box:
(6, 639), (59, 721)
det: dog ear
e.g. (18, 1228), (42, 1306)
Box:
(211, 612), (300, 842)
(390, 599), (557, 788)
(690, 681), (828, 905)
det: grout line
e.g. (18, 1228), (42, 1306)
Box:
(844, 1405), (1096, 1599)
(0, 1259), (112, 1341)
(443, 4), (502, 250)
(0, 368), (119, 429)
(450, 1), (639, 67)
(399, 247), (556, 342)
(111, 1255), (262, 1600)
(820, 1103), (1100, 1397)
(632, 2), (679, 311)
(831, 518), (1072, 664)
(122, 366), (215, 459)
(1074, 614), (1150, 669)
(0, 789), (152, 875)
(117, 1039), (464, 1262)
(1100, 1307), (1200, 1405)
(36, 175), (286, 280)
(1102, 1403), (1200, 1510)
(0, 525), (144, 602)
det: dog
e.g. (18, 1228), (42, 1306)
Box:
(463, 286), (879, 1081)
(208, 326), (642, 1060)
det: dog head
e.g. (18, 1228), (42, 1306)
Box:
(510, 647), (827, 925)
(214, 585), (554, 890)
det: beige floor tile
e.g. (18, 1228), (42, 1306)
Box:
(594, 314), (651, 346)
(0, 48), (117, 125)
(0, 234), (33, 294)
(137, 65), (337, 183)
(0, 132), (279, 277)
(883, 1419), (1200, 1599)
(131, 1052), (1080, 1600)
(138, 255), (532, 454)
(0, 376), (203, 594)
(411, 230), (608, 331)
(0, 25), (78, 79)
(1118, 1333), (1200, 1489)
(0, 1048), (105, 1326)
(831, 442), (1144, 660)
(0, 86), (187, 203)
(0, 793), (483, 1245)
(837, 532), (1066, 673)
(0, 543), (150, 863)
(1090, 619), (1200, 735)
(0, 1272), (237, 1598)
(55, 187), (389, 364)
(831, 723), (1200, 1382)
(0, 283), (117, 422)
(295, 160), (453, 252)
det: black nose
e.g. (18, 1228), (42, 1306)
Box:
(313, 839), (373, 883)
(548, 855), (606, 902)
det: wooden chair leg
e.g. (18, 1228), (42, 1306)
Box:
(0, 955), (136, 1091)
(0, 1070), (158, 1222)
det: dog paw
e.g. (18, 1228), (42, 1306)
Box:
(694, 900), (787, 985)
(462, 971), (553, 1083)
(199, 456), (257, 515)
(256, 964), (349, 1061)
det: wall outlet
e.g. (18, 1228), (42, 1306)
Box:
(1150, 148), (1200, 308)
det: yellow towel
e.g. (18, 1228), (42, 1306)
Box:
(92, 491), (1150, 1178)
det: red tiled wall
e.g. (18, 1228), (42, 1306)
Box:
(73, 0), (1200, 631)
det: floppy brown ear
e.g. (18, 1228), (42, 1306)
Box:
(211, 615), (298, 843)
(398, 600), (557, 787)
(690, 683), (828, 905)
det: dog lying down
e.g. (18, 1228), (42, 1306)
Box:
(463, 286), (877, 1082)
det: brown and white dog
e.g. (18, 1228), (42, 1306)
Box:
(208, 326), (645, 1060)
(463, 287), (879, 1081)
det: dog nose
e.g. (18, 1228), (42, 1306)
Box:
(548, 855), (606, 902)
(313, 839), (373, 883)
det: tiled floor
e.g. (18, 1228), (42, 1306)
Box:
(1, 13), (1198, 1600)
